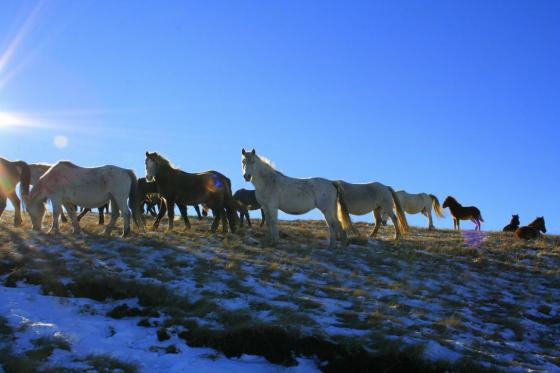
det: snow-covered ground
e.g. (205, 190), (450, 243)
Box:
(1, 215), (559, 372)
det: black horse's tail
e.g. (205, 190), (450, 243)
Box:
(13, 161), (31, 198)
(127, 170), (145, 231)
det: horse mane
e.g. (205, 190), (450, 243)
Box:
(256, 155), (284, 176)
(152, 152), (178, 170)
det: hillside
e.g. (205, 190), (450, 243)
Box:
(0, 211), (559, 372)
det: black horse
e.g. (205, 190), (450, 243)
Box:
(233, 188), (265, 227)
(0, 157), (30, 226)
(137, 177), (204, 229)
(144, 152), (237, 232)
(502, 214), (520, 232)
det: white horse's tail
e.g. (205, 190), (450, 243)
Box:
(332, 182), (353, 233)
(429, 194), (445, 218)
(390, 187), (409, 233)
(127, 170), (145, 232)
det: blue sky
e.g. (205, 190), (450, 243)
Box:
(1, 0), (559, 232)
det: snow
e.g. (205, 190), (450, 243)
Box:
(0, 283), (319, 373)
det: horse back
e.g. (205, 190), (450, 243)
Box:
(515, 226), (540, 240)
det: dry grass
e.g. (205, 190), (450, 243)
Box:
(0, 210), (559, 372)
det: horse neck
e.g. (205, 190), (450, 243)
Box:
(528, 220), (541, 229)
(252, 160), (280, 188)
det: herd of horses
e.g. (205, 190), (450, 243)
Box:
(0, 151), (548, 246)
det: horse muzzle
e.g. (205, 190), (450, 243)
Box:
(243, 174), (251, 182)
(146, 175), (156, 183)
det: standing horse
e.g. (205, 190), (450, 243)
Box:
(442, 196), (484, 231)
(137, 176), (204, 228)
(332, 181), (409, 240)
(30, 163), (109, 225)
(25, 161), (144, 236)
(502, 214), (520, 232)
(233, 188), (265, 227)
(241, 149), (352, 247)
(380, 191), (444, 230)
(515, 217), (546, 240)
(145, 152), (237, 233)
(0, 157), (31, 226)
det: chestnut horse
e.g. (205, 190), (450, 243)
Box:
(515, 217), (546, 240)
(442, 196), (484, 231)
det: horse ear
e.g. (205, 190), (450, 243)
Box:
(145, 151), (150, 157)
(251, 149), (256, 155)
(242, 148), (246, 155)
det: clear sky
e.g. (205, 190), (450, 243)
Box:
(1, 0), (558, 232)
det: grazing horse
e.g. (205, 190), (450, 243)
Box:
(233, 188), (265, 227)
(0, 157), (31, 226)
(502, 214), (520, 232)
(145, 152), (237, 233)
(380, 191), (444, 230)
(241, 149), (352, 247)
(332, 181), (409, 240)
(30, 163), (108, 225)
(515, 217), (546, 240)
(25, 161), (144, 236)
(442, 196), (484, 231)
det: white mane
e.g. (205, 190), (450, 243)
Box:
(256, 155), (283, 175)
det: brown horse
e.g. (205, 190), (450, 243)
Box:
(442, 196), (484, 231)
(145, 152), (238, 233)
(515, 217), (546, 240)
(0, 157), (31, 226)
(233, 188), (265, 228)
(502, 214), (520, 232)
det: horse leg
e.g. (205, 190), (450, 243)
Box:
(62, 202), (81, 235)
(210, 209), (221, 232)
(115, 198), (131, 237)
(239, 211), (245, 227)
(104, 199), (120, 236)
(221, 208), (229, 233)
(177, 204), (191, 230)
(166, 198), (175, 232)
(153, 200), (167, 230)
(245, 211), (252, 227)
(0, 194), (6, 221)
(260, 209), (265, 227)
(8, 192), (23, 227)
(262, 205), (279, 246)
(387, 210), (402, 240)
(425, 208), (434, 230)
(322, 207), (345, 248)
(48, 201), (62, 234)
(456, 219), (460, 230)
(193, 204), (202, 220)
(369, 208), (383, 238)
(77, 208), (89, 222)
(98, 206), (105, 225)
(60, 208), (68, 223)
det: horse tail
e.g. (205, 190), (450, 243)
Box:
(127, 170), (145, 231)
(222, 175), (239, 231)
(430, 194), (445, 218)
(390, 187), (409, 233)
(333, 182), (353, 233)
(478, 212), (484, 223)
(13, 161), (31, 198)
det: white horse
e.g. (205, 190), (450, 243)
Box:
(25, 161), (144, 236)
(29, 163), (51, 186)
(332, 180), (409, 240)
(241, 149), (352, 248)
(380, 191), (444, 229)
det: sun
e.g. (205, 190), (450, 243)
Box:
(0, 111), (27, 128)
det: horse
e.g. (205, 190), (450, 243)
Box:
(0, 157), (31, 226)
(515, 217), (546, 240)
(145, 152), (237, 233)
(442, 196), (484, 231)
(241, 149), (352, 247)
(331, 181), (409, 240)
(30, 163), (108, 225)
(380, 191), (444, 230)
(502, 214), (520, 232)
(25, 161), (144, 236)
(233, 188), (265, 228)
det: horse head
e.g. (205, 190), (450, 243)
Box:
(241, 148), (256, 182)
